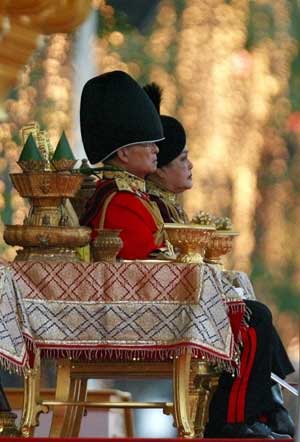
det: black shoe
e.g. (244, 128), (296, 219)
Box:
(250, 421), (291, 439)
(204, 422), (274, 439)
(268, 406), (295, 437)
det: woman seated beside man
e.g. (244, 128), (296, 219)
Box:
(144, 82), (294, 440)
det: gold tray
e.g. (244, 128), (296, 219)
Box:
(4, 225), (91, 248)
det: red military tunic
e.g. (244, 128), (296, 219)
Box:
(80, 170), (164, 260)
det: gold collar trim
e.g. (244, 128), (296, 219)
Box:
(146, 180), (177, 205)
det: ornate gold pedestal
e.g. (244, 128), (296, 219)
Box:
(190, 363), (220, 437)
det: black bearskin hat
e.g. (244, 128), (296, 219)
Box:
(80, 71), (164, 164)
(143, 82), (186, 168)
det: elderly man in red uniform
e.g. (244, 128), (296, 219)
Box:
(80, 70), (166, 259)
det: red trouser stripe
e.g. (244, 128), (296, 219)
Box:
(236, 327), (257, 421)
(227, 328), (250, 422)
(227, 326), (257, 423)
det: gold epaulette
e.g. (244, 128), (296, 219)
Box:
(103, 169), (146, 194)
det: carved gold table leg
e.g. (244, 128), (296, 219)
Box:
(49, 358), (72, 437)
(188, 359), (202, 435)
(172, 352), (194, 438)
(21, 350), (48, 437)
(193, 367), (220, 438)
(63, 377), (87, 436)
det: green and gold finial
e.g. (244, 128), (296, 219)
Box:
(53, 131), (75, 160)
(18, 133), (46, 172)
(19, 133), (43, 161)
(51, 131), (76, 171)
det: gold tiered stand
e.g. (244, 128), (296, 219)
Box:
(4, 171), (91, 261)
(3, 126), (91, 262)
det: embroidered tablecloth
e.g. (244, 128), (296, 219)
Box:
(223, 269), (256, 301)
(0, 261), (244, 372)
(0, 265), (31, 371)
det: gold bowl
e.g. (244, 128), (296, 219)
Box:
(51, 159), (77, 171)
(204, 230), (239, 265)
(3, 225), (91, 248)
(164, 223), (215, 263)
(10, 172), (84, 201)
(17, 160), (47, 172)
(91, 229), (123, 263)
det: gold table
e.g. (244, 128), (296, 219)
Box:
(0, 261), (243, 437)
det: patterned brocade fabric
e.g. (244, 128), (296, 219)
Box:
(0, 261), (243, 371)
(222, 269), (256, 301)
(12, 261), (203, 302)
(0, 266), (31, 372)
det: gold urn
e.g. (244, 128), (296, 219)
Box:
(164, 223), (215, 263)
(91, 229), (123, 263)
(204, 230), (239, 266)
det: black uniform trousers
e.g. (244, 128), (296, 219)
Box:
(207, 300), (294, 428)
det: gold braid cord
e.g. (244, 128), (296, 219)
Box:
(0, 0), (91, 99)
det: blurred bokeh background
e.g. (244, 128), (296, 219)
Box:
(0, 0), (298, 437)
